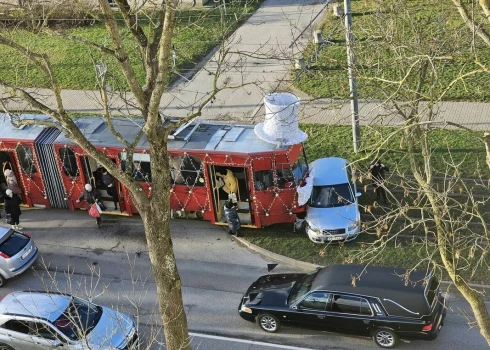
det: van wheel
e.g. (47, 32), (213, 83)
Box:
(0, 275), (7, 288)
(373, 328), (399, 348)
(257, 313), (280, 333)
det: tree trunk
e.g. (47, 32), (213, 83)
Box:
(134, 124), (191, 350)
(141, 210), (190, 350)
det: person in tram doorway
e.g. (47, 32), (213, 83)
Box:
(101, 168), (118, 210)
(76, 184), (103, 228)
(369, 158), (389, 204)
(4, 189), (22, 230)
(4, 169), (22, 199)
(224, 199), (241, 236)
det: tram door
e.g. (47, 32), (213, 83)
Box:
(208, 165), (253, 225)
(80, 156), (124, 213)
(0, 151), (25, 203)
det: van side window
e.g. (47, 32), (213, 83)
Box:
(300, 292), (330, 311)
(331, 294), (366, 314)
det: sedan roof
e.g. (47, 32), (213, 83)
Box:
(311, 265), (433, 317)
(310, 157), (349, 186)
(0, 292), (70, 322)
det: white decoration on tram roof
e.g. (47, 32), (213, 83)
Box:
(254, 92), (308, 147)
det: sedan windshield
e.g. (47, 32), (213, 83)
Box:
(288, 270), (319, 305)
(310, 183), (354, 208)
(53, 297), (102, 340)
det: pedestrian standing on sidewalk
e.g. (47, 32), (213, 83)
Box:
(369, 159), (389, 204)
(101, 168), (118, 210)
(76, 184), (102, 228)
(4, 189), (22, 230)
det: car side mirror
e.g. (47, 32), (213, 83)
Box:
(356, 192), (361, 197)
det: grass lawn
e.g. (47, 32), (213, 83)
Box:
(0, 2), (262, 90)
(301, 124), (490, 178)
(294, 0), (490, 101)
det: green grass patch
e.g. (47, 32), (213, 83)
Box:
(294, 0), (490, 101)
(0, 2), (262, 90)
(301, 123), (490, 178)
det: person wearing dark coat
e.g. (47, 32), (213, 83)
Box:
(76, 184), (102, 227)
(224, 199), (241, 236)
(369, 159), (389, 203)
(4, 189), (22, 230)
(101, 168), (118, 210)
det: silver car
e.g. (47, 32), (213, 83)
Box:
(0, 291), (139, 350)
(305, 157), (361, 243)
(0, 227), (38, 286)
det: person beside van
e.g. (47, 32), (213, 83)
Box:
(369, 158), (389, 203)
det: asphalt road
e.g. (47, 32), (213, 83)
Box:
(0, 209), (488, 349)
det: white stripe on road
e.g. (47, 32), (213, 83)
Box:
(189, 332), (318, 350)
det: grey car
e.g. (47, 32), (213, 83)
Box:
(0, 291), (139, 350)
(0, 227), (38, 287)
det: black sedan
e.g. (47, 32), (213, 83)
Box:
(238, 265), (447, 348)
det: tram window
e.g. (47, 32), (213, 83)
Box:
(275, 163), (295, 189)
(254, 170), (273, 191)
(292, 151), (308, 183)
(59, 148), (79, 177)
(171, 156), (204, 187)
(132, 153), (151, 182)
(15, 145), (37, 174)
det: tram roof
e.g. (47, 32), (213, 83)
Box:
(0, 114), (51, 141)
(52, 117), (289, 154)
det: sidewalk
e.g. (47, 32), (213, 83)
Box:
(2, 0), (488, 130)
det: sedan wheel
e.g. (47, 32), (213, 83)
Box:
(0, 343), (15, 350)
(258, 313), (280, 333)
(374, 328), (399, 348)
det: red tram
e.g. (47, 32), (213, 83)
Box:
(0, 94), (309, 228)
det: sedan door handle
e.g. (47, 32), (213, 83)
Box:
(317, 315), (325, 319)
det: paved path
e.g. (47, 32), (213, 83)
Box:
(1, 0), (490, 130)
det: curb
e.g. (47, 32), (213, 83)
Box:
(234, 237), (490, 291)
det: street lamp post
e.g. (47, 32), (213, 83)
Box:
(343, 0), (360, 152)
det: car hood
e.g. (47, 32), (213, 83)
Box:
(306, 204), (359, 229)
(87, 307), (135, 349)
(244, 273), (305, 307)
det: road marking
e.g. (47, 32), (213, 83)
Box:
(189, 332), (318, 350)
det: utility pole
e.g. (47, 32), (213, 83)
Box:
(343, 0), (360, 152)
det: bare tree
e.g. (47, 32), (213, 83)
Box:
(0, 1), (250, 349)
(320, 0), (490, 345)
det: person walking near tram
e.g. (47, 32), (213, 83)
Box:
(4, 189), (22, 230)
(101, 168), (118, 210)
(4, 169), (22, 197)
(76, 184), (103, 228)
